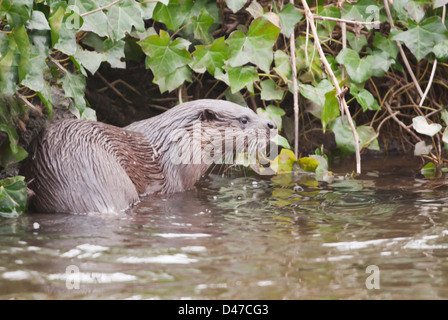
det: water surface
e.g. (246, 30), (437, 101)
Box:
(2, 157), (448, 299)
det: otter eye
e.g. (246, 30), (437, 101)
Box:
(240, 117), (249, 125)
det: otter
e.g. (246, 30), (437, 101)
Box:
(23, 99), (277, 214)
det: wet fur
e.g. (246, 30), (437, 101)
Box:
(23, 100), (273, 214)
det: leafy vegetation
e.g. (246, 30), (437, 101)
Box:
(1, 0), (448, 215)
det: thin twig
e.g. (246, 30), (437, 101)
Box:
(80, 0), (125, 17)
(301, 0), (361, 174)
(96, 72), (133, 104)
(384, 102), (422, 141)
(48, 55), (68, 74)
(419, 60), (437, 107)
(290, 0), (300, 159)
(363, 111), (398, 149)
(383, 0), (424, 98)
(16, 92), (43, 116)
(313, 15), (380, 26)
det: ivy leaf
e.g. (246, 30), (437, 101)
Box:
(54, 15), (78, 56)
(26, 10), (51, 31)
(191, 8), (214, 44)
(404, 0), (425, 23)
(61, 72), (87, 113)
(412, 116), (442, 137)
(0, 123), (21, 154)
(139, 30), (193, 79)
(364, 51), (394, 77)
(350, 87), (380, 111)
(260, 79), (284, 101)
(0, 0), (33, 27)
(69, 0), (109, 37)
(278, 3), (303, 38)
(321, 89), (340, 132)
(191, 36), (228, 76)
(336, 48), (372, 83)
(227, 17), (281, 73)
(225, 65), (259, 94)
(21, 49), (47, 92)
(347, 33), (367, 53)
(274, 50), (292, 83)
(330, 117), (379, 155)
(152, 0), (194, 31)
(342, 0), (382, 23)
(48, 3), (66, 47)
(392, 17), (448, 61)
(317, 6), (340, 33)
(37, 81), (53, 118)
(73, 45), (105, 75)
(11, 25), (31, 82)
(103, 39), (126, 69)
(434, 0), (448, 8)
(225, 0), (246, 13)
(297, 157), (320, 173)
(372, 33), (398, 59)
(433, 40), (448, 60)
(299, 79), (334, 110)
(0, 176), (27, 218)
(108, 0), (145, 41)
(154, 65), (192, 93)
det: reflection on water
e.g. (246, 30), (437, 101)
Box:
(2, 157), (448, 299)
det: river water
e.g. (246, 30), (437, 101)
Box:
(1, 156), (448, 299)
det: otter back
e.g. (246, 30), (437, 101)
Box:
(23, 119), (163, 214)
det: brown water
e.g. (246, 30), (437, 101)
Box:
(2, 157), (448, 299)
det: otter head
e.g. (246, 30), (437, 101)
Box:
(166, 100), (277, 168)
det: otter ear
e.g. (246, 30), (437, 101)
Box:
(199, 109), (216, 121)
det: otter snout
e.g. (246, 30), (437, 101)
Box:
(266, 120), (277, 130)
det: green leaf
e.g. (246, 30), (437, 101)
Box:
(341, 0), (382, 23)
(278, 3), (303, 38)
(26, 10), (51, 31)
(37, 81), (53, 118)
(225, 0), (246, 13)
(372, 33), (398, 59)
(392, 17), (448, 61)
(61, 72), (87, 113)
(191, 8), (214, 44)
(317, 6), (340, 33)
(270, 148), (296, 173)
(0, 176), (27, 218)
(48, 3), (67, 47)
(434, 0), (448, 8)
(191, 37), (227, 76)
(103, 39), (126, 69)
(351, 87), (381, 111)
(257, 104), (285, 131)
(421, 162), (437, 178)
(225, 65), (259, 94)
(412, 116), (442, 137)
(0, 144), (28, 168)
(69, 0), (109, 37)
(321, 89), (340, 132)
(273, 135), (291, 149)
(53, 14), (78, 56)
(1, 0), (33, 27)
(154, 65), (192, 93)
(299, 79), (334, 110)
(336, 48), (372, 84)
(139, 30), (192, 79)
(297, 157), (320, 173)
(274, 50), (292, 83)
(0, 123), (20, 154)
(227, 17), (280, 73)
(347, 33), (367, 53)
(152, 0), (194, 31)
(21, 49), (48, 92)
(11, 25), (31, 82)
(433, 40), (448, 60)
(73, 45), (105, 75)
(108, 0), (145, 41)
(330, 117), (379, 155)
(260, 79), (284, 101)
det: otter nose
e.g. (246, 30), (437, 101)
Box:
(266, 120), (277, 130)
